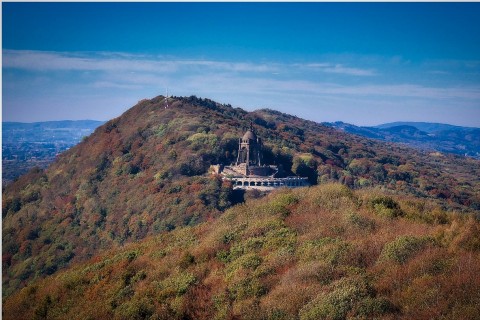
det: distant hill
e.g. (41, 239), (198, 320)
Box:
(325, 121), (480, 158)
(2, 120), (104, 184)
(3, 120), (104, 142)
(3, 95), (480, 299)
(374, 121), (466, 133)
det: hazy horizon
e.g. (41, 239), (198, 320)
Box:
(3, 3), (480, 127)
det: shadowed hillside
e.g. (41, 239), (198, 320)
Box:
(3, 184), (480, 319)
(3, 96), (480, 297)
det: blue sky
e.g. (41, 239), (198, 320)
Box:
(3, 2), (480, 126)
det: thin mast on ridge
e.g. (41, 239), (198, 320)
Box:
(165, 88), (169, 109)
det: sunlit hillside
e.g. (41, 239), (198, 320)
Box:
(4, 184), (480, 319)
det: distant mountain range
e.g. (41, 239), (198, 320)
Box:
(2, 120), (104, 184)
(324, 121), (480, 159)
(2, 120), (105, 143)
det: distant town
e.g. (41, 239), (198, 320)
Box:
(2, 120), (104, 185)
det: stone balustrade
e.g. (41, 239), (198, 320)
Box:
(224, 176), (309, 190)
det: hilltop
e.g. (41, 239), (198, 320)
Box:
(3, 184), (480, 319)
(3, 96), (480, 297)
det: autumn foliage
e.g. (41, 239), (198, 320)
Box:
(3, 184), (480, 319)
(3, 95), (480, 302)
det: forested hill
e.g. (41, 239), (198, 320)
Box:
(3, 95), (480, 297)
(4, 185), (480, 319)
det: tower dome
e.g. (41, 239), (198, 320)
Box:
(242, 130), (256, 141)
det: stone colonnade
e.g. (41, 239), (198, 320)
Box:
(226, 177), (308, 189)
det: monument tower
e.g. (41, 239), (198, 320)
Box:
(210, 122), (309, 190)
(236, 122), (262, 167)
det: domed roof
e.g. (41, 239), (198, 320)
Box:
(242, 130), (256, 141)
